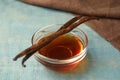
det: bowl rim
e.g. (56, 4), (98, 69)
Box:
(32, 24), (88, 64)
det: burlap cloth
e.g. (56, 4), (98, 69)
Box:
(21, 0), (120, 51)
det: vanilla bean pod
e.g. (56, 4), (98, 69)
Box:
(13, 16), (97, 67)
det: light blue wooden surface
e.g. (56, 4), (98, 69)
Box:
(0, 0), (120, 80)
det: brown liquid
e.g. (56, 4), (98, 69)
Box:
(38, 33), (83, 60)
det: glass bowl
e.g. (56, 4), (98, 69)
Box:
(32, 24), (88, 71)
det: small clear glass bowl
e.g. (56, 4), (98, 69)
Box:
(32, 24), (88, 71)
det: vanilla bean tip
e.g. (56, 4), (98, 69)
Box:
(21, 57), (26, 67)
(22, 63), (26, 67)
(13, 57), (17, 61)
(22, 59), (26, 67)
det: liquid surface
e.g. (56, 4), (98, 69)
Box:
(38, 34), (83, 60)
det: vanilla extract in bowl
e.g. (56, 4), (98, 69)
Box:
(38, 33), (83, 60)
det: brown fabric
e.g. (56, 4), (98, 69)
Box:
(21, 0), (120, 19)
(86, 19), (120, 51)
(21, 0), (120, 51)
